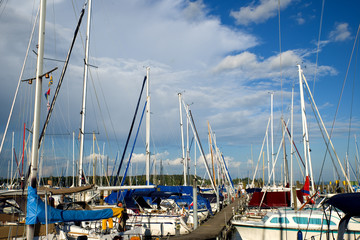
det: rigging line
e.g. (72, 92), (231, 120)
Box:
(0, 0), (8, 18)
(119, 102), (146, 186)
(312, 0), (325, 95)
(113, 76), (147, 186)
(90, 67), (120, 158)
(88, 68), (107, 139)
(0, 5), (39, 156)
(277, 0), (283, 115)
(319, 24), (360, 178)
(304, 81), (341, 182)
(38, 4), (86, 149)
(51, 0), (57, 60)
(110, 151), (119, 179)
(93, 61), (121, 154)
(346, 36), (359, 156)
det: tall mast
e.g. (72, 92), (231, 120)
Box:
(11, 132), (14, 187)
(78, 0), (92, 186)
(355, 135), (360, 181)
(270, 92), (275, 186)
(27, 0), (46, 239)
(301, 67), (353, 192)
(290, 86), (294, 207)
(92, 132), (96, 185)
(208, 121), (216, 188)
(266, 121), (270, 184)
(178, 93), (186, 185)
(145, 67), (151, 185)
(182, 101), (216, 190)
(186, 104), (190, 185)
(72, 131), (75, 186)
(298, 65), (315, 193)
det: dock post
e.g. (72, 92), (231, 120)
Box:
(193, 178), (198, 230)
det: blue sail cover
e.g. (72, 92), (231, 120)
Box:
(26, 186), (116, 225)
(325, 193), (360, 216)
(104, 185), (213, 215)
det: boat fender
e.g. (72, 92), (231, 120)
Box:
(297, 230), (303, 240)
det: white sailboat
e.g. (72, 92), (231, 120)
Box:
(231, 208), (360, 240)
(232, 65), (358, 240)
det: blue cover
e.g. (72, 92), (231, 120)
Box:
(26, 186), (114, 225)
(325, 192), (360, 216)
(104, 185), (213, 214)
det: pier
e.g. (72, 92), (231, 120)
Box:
(170, 197), (245, 240)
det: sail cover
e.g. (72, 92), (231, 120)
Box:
(325, 193), (360, 216)
(26, 186), (122, 225)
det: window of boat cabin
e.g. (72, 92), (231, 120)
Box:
(270, 217), (289, 224)
(292, 217), (336, 225)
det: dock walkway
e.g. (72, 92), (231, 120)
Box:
(170, 197), (245, 240)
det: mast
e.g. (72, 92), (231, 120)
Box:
(72, 131), (75, 186)
(266, 120), (270, 184)
(290, 85), (294, 207)
(355, 135), (360, 181)
(186, 103), (190, 184)
(208, 121), (216, 187)
(194, 134), (197, 177)
(178, 93), (186, 185)
(298, 65), (315, 193)
(78, 0), (92, 186)
(11, 132), (14, 187)
(145, 67), (150, 185)
(182, 101), (216, 190)
(92, 132), (96, 185)
(270, 92), (275, 186)
(27, 0), (46, 238)
(301, 67), (353, 192)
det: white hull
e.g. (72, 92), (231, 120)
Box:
(231, 209), (360, 240)
(233, 223), (360, 240)
(127, 214), (191, 236)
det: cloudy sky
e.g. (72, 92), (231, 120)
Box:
(0, 0), (359, 185)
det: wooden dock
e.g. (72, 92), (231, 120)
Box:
(170, 197), (245, 240)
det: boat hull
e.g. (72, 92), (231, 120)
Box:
(232, 222), (360, 240)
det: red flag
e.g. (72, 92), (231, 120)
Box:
(44, 88), (50, 100)
(301, 176), (310, 196)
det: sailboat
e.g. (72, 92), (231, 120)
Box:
(8, 1), (139, 240)
(231, 65), (359, 239)
(102, 68), (194, 237)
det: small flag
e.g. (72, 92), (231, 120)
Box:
(47, 101), (50, 111)
(44, 88), (50, 100)
(301, 176), (310, 196)
(48, 75), (53, 87)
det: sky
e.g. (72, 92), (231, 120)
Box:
(0, 0), (359, 186)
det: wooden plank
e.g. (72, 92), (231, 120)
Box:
(170, 198), (243, 240)
(0, 223), (55, 240)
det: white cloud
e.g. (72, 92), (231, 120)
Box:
(329, 23), (351, 42)
(230, 0), (292, 26)
(212, 50), (337, 82)
(0, 0), (349, 180)
(213, 50), (301, 77)
(295, 12), (305, 25)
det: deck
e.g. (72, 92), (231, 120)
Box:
(170, 197), (245, 240)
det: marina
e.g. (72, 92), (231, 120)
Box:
(1, 0), (360, 239)
(170, 197), (245, 240)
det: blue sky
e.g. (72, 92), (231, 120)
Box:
(0, 0), (359, 185)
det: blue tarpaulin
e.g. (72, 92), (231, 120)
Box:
(104, 185), (213, 215)
(26, 186), (118, 225)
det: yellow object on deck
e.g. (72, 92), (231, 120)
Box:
(102, 218), (113, 230)
(111, 207), (125, 218)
